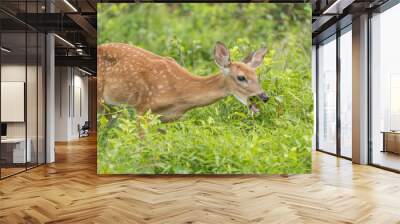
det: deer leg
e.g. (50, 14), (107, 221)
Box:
(135, 110), (146, 139)
(136, 117), (145, 139)
(157, 128), (167, 135)
(159, 112), (183, 123)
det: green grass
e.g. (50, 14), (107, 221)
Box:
(97, 3), (313, 174)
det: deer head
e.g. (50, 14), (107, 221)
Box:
(214, 42), (269, 114)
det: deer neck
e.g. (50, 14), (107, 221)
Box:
(180, 73), (229, 109)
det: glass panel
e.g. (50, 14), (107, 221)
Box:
(26, 0), (38, 169)
(340, 28), (352, 158)
(318, 36), (337, 154)
(0, 0), (46, 179)
(1, 30), (27, 177)
(38, 32), (45, 165)
(27, 31), (38, 169)
(371, 4), (400, 171)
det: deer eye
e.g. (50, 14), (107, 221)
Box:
(237, 76), (246, 82)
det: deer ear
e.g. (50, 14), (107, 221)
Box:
(243, 47), (267, 68)
(214, 42), (231, 72)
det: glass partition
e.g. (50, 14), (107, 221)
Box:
(371, 4), (400, 171)
(1, 30), (28, 177)
(38, 32), (45, 165)
(0, 1), (46, 179)
(339, 27), (352, 158)
(317, 35), (337, 154)
(27, 31), (38, 169)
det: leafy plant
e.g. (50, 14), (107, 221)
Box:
(97, 3), (312, 174)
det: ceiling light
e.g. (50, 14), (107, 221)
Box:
(1, 47), (11, 53)
(63, 0), (78, 12)
(78, 67), (93, 76)
(322, 0), (354, 15)
(54, 34), (75, 48)
(76, 48), (86, 56)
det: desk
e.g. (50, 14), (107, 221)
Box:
(1, 138), (31, 163)
(382, 131), (400, 154)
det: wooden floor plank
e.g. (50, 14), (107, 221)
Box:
(0, 135), (400, 223)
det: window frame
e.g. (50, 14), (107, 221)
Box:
(315, 24), (353, 161)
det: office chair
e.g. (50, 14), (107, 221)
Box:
(79, 121), (90, 138)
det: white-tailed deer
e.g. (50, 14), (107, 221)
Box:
(98, 42), (269, 122)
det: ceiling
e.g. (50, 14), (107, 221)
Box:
(0, 0), (97, 74)
(311, 0), (391, 43)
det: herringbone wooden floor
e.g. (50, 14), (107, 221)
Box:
(1, 136), (400, 224)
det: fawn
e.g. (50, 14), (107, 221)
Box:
(98, 42), (269, 122)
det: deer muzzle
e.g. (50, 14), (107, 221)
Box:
(257, 92), (269, 103)
(248, 92), (269, 114)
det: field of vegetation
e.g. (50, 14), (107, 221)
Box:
(97, 3), (313, 174)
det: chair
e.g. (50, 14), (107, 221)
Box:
(79, 121), (90, 138)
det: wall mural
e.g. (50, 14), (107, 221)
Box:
(97, 3), (312, 174)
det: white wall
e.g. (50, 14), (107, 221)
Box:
(55, 67), (89, 141)
(55, 67), (70, 141)
(1, 65), (25, 81)
(71, 73), (89, 138)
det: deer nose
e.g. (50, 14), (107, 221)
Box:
(258, 92), (269, 103)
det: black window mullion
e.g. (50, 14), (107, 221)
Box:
(36, 0), (39, 167)
(73, 68), (75, 118)
(367, 11), (373, 165)
(0, 20), (2, 179)
(25, 0), (28, 171)
(336, 28), (341, 157)
(44, 32), (47, 164)
(316, 45), (319, 151)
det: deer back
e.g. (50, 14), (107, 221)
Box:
(98, 43), (194, 114)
